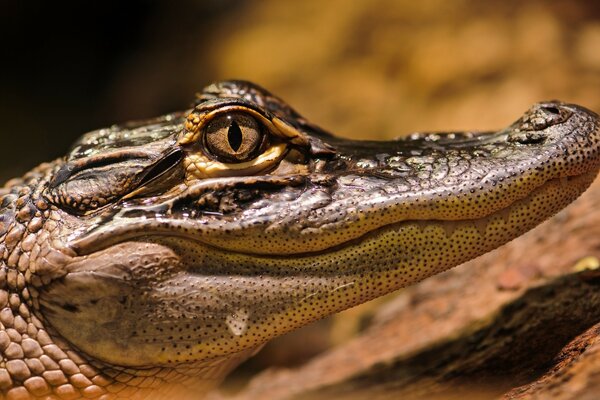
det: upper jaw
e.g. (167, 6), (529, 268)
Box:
(66, 101), (600, 256)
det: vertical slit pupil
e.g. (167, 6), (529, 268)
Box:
(228, 121), (243, 152)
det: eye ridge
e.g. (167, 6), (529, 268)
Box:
(228, 121), (243, 152)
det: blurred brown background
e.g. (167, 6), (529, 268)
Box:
(3, 1), (600, 182)
(2, 0), (600, 393)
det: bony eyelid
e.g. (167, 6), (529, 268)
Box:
(180, 106), (308, 146)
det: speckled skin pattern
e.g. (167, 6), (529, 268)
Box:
(0, 81), (599, 399)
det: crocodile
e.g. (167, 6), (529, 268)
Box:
(0, 80), (599, 399)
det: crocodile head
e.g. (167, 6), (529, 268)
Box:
(1, 81), (599, 397)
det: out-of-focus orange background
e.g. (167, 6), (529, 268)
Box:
(2, 1), (600, 180)
(2, 0), (599, 391)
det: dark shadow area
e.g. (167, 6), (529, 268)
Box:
(0, 1), (240, 182)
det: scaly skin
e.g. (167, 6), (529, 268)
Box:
(0, 81), (599, 399)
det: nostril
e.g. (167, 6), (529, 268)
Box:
(543, 106), (560, 115)
(519, 103), (572, 131)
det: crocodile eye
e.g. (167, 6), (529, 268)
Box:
(180, 106), (295, 180)
(203, 113), (266, 163)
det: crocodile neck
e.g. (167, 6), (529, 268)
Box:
(0, 172), (263, 398)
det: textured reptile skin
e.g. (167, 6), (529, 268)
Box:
(0, 81), (599, 399)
